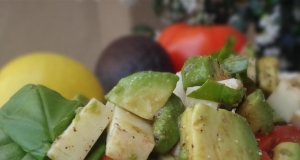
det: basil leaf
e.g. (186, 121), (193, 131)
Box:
(187, 79), (246, 105)
(0, 127), (36, 160)
(0, 84), (82, 160)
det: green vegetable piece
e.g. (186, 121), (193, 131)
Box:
(258, 56), (279, 94)
(72, 93), (90, 106)
(180, 103), (260, 160)
(181, 56), (230, 89)
(222, 55), (249, 75)
(188, 79), (246, 105)
(105, 71), (179, 120)
(237, 89), (274, 134)
(273, 142), (300, 160)
(0, 84), (82, 160)
(153, 94), (185, 154)
(0, 127), (25, 159)
(213, 36), (235, 62)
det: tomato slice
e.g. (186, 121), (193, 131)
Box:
(101, 155), (113, 160)
(260, 151), (272, 160)
(256, 125), (300, 157)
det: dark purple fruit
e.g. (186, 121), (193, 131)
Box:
(95, 35), (175, 93)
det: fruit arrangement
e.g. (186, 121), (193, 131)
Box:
(0, 1), (300, 160)
(1, 36), (300, 160)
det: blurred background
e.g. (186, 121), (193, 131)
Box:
(0, 0), (161, 71)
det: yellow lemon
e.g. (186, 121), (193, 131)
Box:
(0, 52), (104, 107)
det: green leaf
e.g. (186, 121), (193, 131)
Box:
(222, 55), (249, 75)
(215, 36), (235, 62)
(187, 79), (246, 105)
(0, 84), (82, 160)
(0, 127), (37, 160)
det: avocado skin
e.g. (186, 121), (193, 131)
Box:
(273, 142), (300, 160)
(95, 35), (175, 93)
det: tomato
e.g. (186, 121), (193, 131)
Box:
(260, 151), (272, 160)
(101, 155), (113, 160)
(157, 23), (247, 71)
(256, 125), (300, 157)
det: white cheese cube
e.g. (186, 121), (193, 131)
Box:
(106, 106), (155, 160)
(47, 99), (114, 160)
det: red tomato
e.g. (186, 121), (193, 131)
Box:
(157, 23), (247, 71)
(256, 125), (300, 157)
(101, 155), (113, 160)
(260, 151), (272, 160)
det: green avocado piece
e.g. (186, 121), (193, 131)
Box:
(153, 94), (185, 154)
(237, 89), (274, 134)
(181, 56), (230, 90)
(273, 142), (300, 160)
(180, 103), (260, 160)
(105, 71), (179, 120)
(187, 79), (246, 105)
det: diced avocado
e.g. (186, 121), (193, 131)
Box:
(153, 94), (185, 154)
(181, 56), (230, 90)
(180, 103), (260, 160)
(273, 142), (300, 160)
(258, 56), (279, 94)
(187, 79), (246, 105)
(237, 89), (273, 134)
(105, 71), (179, 120)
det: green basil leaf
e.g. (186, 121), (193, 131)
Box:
(0, 127), (36, 160)
(187, 79), (246, 105)
(0, 84), (82, 160)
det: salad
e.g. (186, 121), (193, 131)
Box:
(1, 37), (300, 160)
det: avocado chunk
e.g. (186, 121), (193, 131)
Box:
(258, 56), (279, 94)
(237, 89), (274, 134)
(180, 103), (260, 160)
(273, 142), (300, 160)
(153, 94), (185, 154)
(181, 56), (230, 90)
(105, 71), (179, 120)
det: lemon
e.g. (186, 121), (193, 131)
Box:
(0, 52), (104, 107)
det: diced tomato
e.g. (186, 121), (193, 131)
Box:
(260, 151), (272, 160)
(101, 155), (113, 160)
(256, 125), (300, 157)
